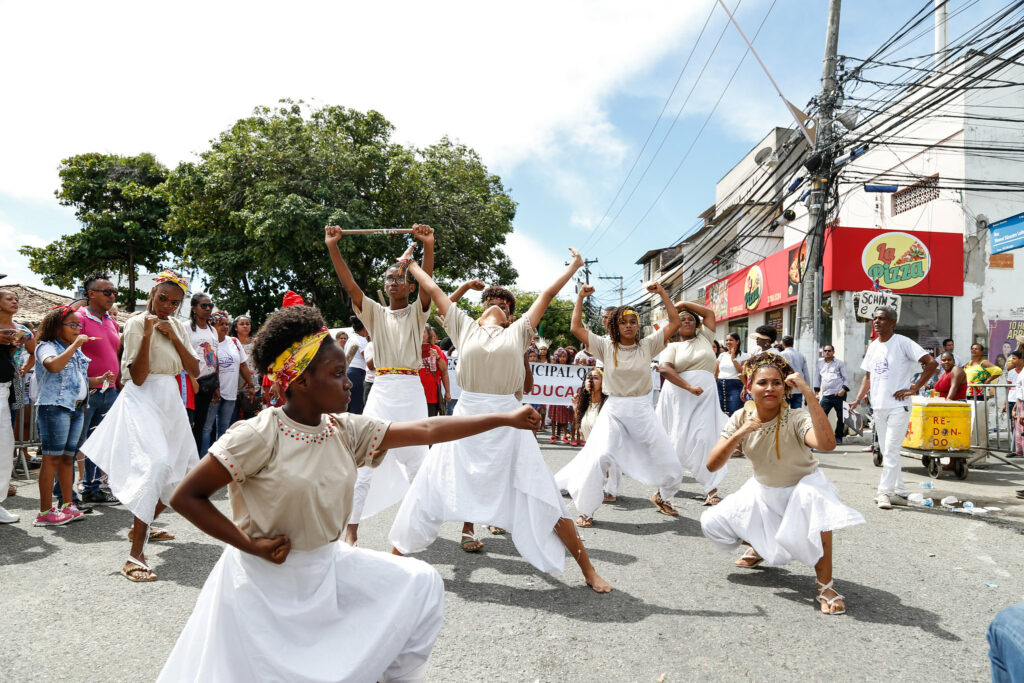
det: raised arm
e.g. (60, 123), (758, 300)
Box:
(570, 284), (594, 349)
(449, 279), (485, 304)
(525, 247), (583, 331)
(407, 261), (452, 317)
(787, 372), (836, 451)
(651, 282), (681, 341)
(676, 300), (716, 333)
(324, 225), (365, 311)
(412, 224), (435, 313)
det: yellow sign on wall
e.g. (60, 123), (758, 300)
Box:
(743, 265), (763, 310)
(861, 231), (931, 290)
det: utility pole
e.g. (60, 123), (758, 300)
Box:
(795, 0), (842, 387)
(567, 257), (599, 288)
(598, 275), (625, 305)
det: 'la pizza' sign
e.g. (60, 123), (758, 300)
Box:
(861, 232), (931, 290)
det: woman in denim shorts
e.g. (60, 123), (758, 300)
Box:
(33, 306), (92, 527)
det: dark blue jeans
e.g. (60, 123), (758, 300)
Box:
(788, 393), (804, 409)
(989, 602), (1024, 682)
(819, 394), (846, 440)
(717, 378), (744, 416)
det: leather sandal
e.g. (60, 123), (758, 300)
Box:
(816, 579), (846, 615)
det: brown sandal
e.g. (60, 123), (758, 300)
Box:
(703, 491), (722, 506)
(650, 492), (679, 516)
(128, 527), (176, 542)
(734, 548), (764, 568)
(575, 515), (594, 528)
(120, 557), (157, 582)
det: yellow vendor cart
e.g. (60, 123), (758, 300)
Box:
(871, 396), (974, 479)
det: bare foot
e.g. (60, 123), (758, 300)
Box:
(585, 571), (612, 593)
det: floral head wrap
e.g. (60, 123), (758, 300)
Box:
(266, 327), (330, 392)
(154, 269), (189, 295)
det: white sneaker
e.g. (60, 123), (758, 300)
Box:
(0, 505), (20, 524)
(890, 494), (909, 507)
(876, 494), (893, 510)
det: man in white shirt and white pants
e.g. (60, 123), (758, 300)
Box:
(850, 307), (938, 509)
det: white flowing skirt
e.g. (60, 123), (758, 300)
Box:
(157, 542), (444, 683)
(80, 374), (198, 524)
(350, 374), (428, 523)
(554, 395), (683, 517)
(389, 391), (569, 574)
(655, 370), (728, 494)
(700, 469), (865, 567)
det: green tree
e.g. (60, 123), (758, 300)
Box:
(165, 100), (517, 325)
(19, 153), (173, 310)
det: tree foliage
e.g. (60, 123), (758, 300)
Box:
(19, 153), (172, 310)
(165, 101), (518, 325)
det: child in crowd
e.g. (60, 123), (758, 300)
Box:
(33, 306), (95, 526)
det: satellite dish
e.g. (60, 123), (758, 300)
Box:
(976, 214), (989, 231)
(754, 147), (774, 165)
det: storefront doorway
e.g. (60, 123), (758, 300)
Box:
(729, 318), (749, 353)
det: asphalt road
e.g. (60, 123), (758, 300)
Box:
(2, 432), (1022, 682)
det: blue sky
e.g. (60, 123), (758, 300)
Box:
(1, 0), (1002, 304)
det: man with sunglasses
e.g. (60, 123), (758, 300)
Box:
(58, 273), (121, 507)
(817, 345), (850, 445)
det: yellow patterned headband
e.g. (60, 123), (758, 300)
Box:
(267, 328), (329, 391)
(154, 269), (189, 295)
(618, 308), (638, 321)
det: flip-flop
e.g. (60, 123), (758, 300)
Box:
(460, 532), (483, 553)
(575, 515), (594, 528)
(487, 526), (507, 535)
(703, 493), (722, 506)
(734, 549), (764, 568)
(650, 492), (679, 516)
(128, 527), (176, 542)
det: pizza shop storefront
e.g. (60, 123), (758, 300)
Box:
(705, 227), (965, 380)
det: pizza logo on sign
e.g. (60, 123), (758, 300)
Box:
(744, 265), (763, 310)
(861, 232), (931, 290)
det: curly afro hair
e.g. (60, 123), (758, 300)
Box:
(480, 286), (516, 316)
(251, 305), (332, 375)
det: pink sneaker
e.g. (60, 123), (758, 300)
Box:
(34, 507), (73, 527)
(61, 503), (85, 522)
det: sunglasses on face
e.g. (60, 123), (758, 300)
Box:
(198, 303), (213, 310)
(91, 288), (118, 297)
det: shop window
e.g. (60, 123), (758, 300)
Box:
(891, 174), (939, 216)
(892, 295), (952, 355)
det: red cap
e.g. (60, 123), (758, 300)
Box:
(282, 290), (305, 308)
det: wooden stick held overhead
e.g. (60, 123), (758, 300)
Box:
(333, 228), (415, 235)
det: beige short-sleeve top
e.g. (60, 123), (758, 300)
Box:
(443, 305), (534, 395)
(586, 330), (666, 397)
(661, 326), (717, 374)
(210, 407), (390, 551)
(720, 407), (817, 488)
(120, 314), (199, 379)
(354, 297), (431, 371)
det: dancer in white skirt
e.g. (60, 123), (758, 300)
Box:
(161, 304), (544, 682)
(555, 283), (683, 527)
(389, 253), (612, 593)
(80, 270), (200, 582)
(701, 353), (865, 615)
(325, 223), (435, 546)
(656, 300), (728, 506)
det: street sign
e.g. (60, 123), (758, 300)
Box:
(990, 211), (1024, 254)
(853, 290), (902, 322)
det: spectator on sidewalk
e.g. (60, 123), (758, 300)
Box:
(817, 345), (849, 445)
(188, 292), (220, 453)
(752, 325), (781, 356)
(942, 338), (965, 367)
(58, 273), (121, 507)
(715, 332), (748, 416)
(780, 335), (810, 408)
(850, 307), (937, 510)
(418, 326), (449, 417)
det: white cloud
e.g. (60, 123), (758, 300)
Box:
(0, 1), (712, 201)
(505, 231), (576, 296)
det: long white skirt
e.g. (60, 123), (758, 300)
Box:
(80, 374), (198, 524)
(655, 370), (728, 494)
(389, 391), (569, 574)
(554, 395), (683, 517)
(700, 469), (865, 567)
(157, 542), (445, 683)
(350, 374), (428, 523)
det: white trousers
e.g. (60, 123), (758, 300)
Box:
(0, 383), (12, 503)
(873, 406), (910, 496)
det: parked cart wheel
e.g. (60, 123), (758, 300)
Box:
(873, 448), (883, 467)
(927, 456), (942, 478)
(953, 458), (969, 480)
(921, 454), (932, 469)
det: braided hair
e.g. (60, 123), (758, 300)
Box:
(606, 305), (639, 368)
(573, 368), (606, 433)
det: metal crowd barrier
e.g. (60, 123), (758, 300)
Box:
(12, 402), (39, 480)
(966, 382), (1022, 470)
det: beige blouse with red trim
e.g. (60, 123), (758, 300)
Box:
(210, 407), (390, 551)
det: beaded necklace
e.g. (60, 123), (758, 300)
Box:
(276, 414), (339, 446)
